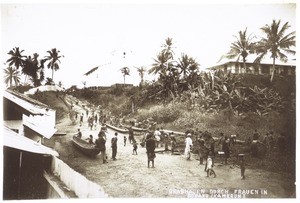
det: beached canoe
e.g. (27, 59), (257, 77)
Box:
(72, 135), (100, 157)
(106, 123), (129, 133)
(120, 124), (146, 132)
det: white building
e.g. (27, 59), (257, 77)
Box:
(207, 54), (296, 76)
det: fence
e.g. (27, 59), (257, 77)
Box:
(51, 157), (109, 198)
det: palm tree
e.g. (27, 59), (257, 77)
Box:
(22, 54), (44, 87)
(3, 66), (21, 87)
(149, 38), (176, 76)
(135, 66), (146, 86)
(121, 67), (130, 86)
(148, 51), (169, 75)
(45, 48), (63, 80)
(255, 20), (295, 82)
(223, 28), (256, 73)
(6, 47), (25, 70)
(161, 37), (175, 60)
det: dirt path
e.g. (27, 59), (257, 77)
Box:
(45, 95), (295, 198)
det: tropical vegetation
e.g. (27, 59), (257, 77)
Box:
(3, 47), (63, 87)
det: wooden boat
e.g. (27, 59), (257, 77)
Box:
(120, 124), (146, 132)
(106, 123), (129, 133)
(72, 135), (100, 157)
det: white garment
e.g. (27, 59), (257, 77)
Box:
(154, 130), (161, 137)
(207, 157), (213, 170)
(184, 137), (193, 157)
(185, 137), (193, 148)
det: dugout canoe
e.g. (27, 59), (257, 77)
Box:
(72, 135), (100, 157)
(106, 123), (129, 133)
(120, 124), (147, 132)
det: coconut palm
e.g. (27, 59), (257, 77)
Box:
(255, 20), (296, 82)
(149, 38), (176, 76)
(6, 47), (25, 70)
(121, 67), (130, 86)
(22, 54), (45, 87)
(148, 51), (169, 75)
(3, 66), (21, 87)
(177, 54), (199, 79)
(45, 48), (63, 80)
(135, 66), (147, 86)
(223, 28), (256, 73)
(161, 37), (175, 60)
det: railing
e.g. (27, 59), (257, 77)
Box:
(51, 157), (108, 198)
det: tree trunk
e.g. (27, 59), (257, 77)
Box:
(123, 75), (125, 87)
(243, 61), (247, 74)
(52, 69), (54, 81)
(270, 57), (275, 82)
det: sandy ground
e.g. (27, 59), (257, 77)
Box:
(45, 95), (295, 198)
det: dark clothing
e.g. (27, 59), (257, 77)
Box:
(253, 132), (260, 141)
(95, 137), (106, 151)
(146, 138), (156, 160)
(111, 137), (118, 148)
(124, 136), (127, 146)
(111, 136), (118, 160)
(77, 131), (82, 138)
(128, 128), (134, 143)
(133, 143), (138, 155)
(222, 139), (230, 164)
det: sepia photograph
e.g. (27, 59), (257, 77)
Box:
(1, 0), (297, 200)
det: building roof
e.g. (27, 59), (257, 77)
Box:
(208, 54), (296, 70)
(3, 126), (59, 157)
(4, 89), (53, 116)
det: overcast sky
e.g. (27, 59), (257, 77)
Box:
(1, 1), (296, 88)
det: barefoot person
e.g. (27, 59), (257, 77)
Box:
(146, 133), (156, 168)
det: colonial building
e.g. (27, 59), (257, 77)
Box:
(3, 89), (60, 199)
(207, 54), (296, 76)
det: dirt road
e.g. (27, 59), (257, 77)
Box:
(45, 95), (295, 198)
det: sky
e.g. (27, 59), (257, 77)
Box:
(0, 1), (297, 88)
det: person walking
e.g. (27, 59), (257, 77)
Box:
(111, 132), (118, 160)
(80, 113), (84, 127)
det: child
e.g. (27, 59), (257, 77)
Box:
(238, 154), (246, 180)
(124, 135), (127, 146)
(205, 154), (216, 178)
(133, 140), (138, 155)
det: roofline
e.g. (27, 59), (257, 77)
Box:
(4, 89), (54, 116)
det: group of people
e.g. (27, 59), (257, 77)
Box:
(76, 116), (287, 180)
